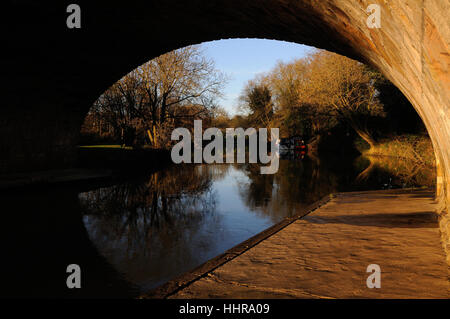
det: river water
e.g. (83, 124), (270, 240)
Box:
(0, 155), (435, 297)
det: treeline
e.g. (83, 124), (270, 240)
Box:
(82, 47), (426, 153)
(81, 46), (226, 148)
(231, 50), (426, 151)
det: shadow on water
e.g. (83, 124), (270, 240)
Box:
(0, 152), (436, 297)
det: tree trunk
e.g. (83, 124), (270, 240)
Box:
(354, 127), (376, 149)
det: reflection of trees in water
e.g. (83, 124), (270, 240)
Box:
(195, 163), (231, 182)
(237, 159), (341, 220)
(79, 164), (217, 259)
(236, 153), (432, 220)
(237, 164), (275, 208)
(355, 155), (435, 188)
(276, 158), (340, 203)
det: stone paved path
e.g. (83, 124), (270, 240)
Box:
(167, 189), (449, 298)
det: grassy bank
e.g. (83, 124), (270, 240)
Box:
(356, 135), (435, 167)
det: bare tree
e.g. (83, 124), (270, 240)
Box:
(135, 46), (226, 147)
(87, 45), (227, 148)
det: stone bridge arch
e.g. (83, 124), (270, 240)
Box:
(3, 1), (449, 255)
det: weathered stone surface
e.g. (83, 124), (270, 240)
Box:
(3, 1), (449, 258)
(167, 190), (450, 299)
(439, 211), (450, 265)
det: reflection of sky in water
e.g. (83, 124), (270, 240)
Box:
(212, 167), (274, 244)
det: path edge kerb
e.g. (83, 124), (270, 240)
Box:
(139, 193), (333, 299)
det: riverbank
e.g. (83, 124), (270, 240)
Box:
(360, 135), (435, 167)
(0, 168), (114, 191)
(143, 188), (449, 299)
(77, 145), (171, 170)
(0, 147), (171, 191)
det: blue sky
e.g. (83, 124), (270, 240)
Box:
(201, 39), (316, 115)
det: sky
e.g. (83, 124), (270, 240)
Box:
(201, 39), (316, 115)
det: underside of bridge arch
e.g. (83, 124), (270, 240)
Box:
(3, 1), (450, 260)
